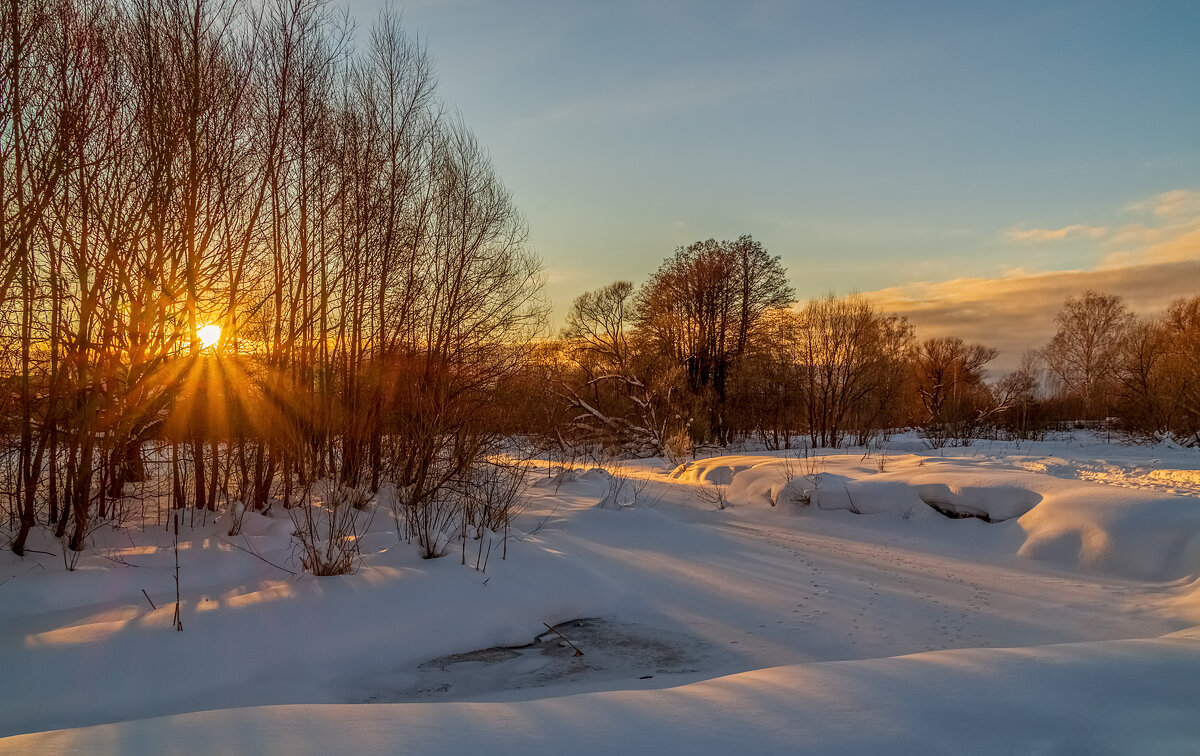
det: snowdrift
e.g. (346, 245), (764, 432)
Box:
(675, 452), (1200, 581)
(6, 634), (1200, 755)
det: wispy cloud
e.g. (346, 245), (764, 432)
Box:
(1125, 189), (1200, 218)
(920, 189), (1200, 371)
(863, 260), (1200, 374)
(1102, 220), (1200, 267)
(998, 189), (1200, 270)
(1140, 222), (1200, 263)
(870, 190), (1200, 373)
(1105, 224), (1162, 246)
(1005, 224), (1106, 243)
(1102, 189), (1200, 267)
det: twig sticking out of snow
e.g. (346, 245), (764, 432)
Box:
(543, 622), (584, 656)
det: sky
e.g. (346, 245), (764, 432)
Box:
(349, 0), (1200, 372)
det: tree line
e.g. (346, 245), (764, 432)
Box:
(538, 246), (1200, 459)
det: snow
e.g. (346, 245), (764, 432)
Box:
(2, 432), (1199, 753)
(7, 636), (1200, 755)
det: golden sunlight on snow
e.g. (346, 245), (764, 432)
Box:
(222, 580), (296, 609)
(26, 618), (134, 648)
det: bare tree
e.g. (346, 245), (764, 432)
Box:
(913, 336), (997, 447)
(794, 294), (913, 448)
(557, 280), (681, 455)
(1043, 290), (1132, 421)
(726, 308), (804, 449)
(1159, 296), (1200, 436)
(635, 235), (793, 443)
(1112, 318), (1170, 436)
(993, 351), (1046, 440)
(1113, 296), (1200, 440)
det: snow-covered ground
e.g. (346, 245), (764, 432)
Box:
(2, 432), (1199, 754)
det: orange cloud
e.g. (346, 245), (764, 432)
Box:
(1141, 222), (1200, 263)
(864, 260), (1200, 375)
(1126, 189), (1200, 219)
(1004, 190), (1200, 262)
(1102, 191), (1200, 267)
(1005, 224), (1106, 243)
(1104, 223), (1162, 247)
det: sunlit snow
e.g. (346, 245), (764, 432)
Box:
(2, 431), (1199, 753)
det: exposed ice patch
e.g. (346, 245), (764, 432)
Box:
(358, 618), (721, 703)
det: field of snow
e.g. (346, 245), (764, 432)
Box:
(2, 432), (1200, 754)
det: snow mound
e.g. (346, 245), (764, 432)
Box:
(1017, 490), (1200, 581)
(576, 468), (613, 482)
(677, 453), (1200, 580)
(8, 636), (1199, 755)
(670, 460), (760, 486)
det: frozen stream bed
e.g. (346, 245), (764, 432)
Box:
(351, 618), (724, 703)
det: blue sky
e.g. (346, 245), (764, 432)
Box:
(350, 0), (1200, 364)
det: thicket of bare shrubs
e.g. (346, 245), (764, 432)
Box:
(0, 0), (542, 570)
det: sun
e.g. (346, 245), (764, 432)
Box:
(197, 323), (221, 350)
